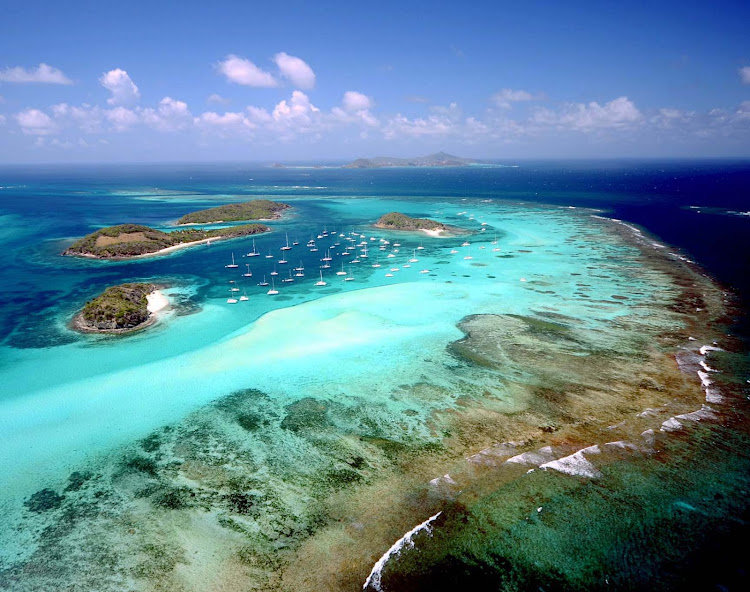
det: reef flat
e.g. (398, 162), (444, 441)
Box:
(2, 197), (744, 592)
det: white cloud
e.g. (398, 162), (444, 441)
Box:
(0, 114), (5, 125)
(207, 93), (230, 105)
(141, 97), (192, 131)
(246, 105), (273, 124)
(273, 52), (316, 89)
(15, 109), (58, 135)
(194, 111), (256, 136)
(272, 90), (320, 127)
(382, 114), (455, 139)
(332, 91), (379, 128)
(217, 55), (278, 87)
(105, 106), (139, 131)
(740, 66), (750, 85)
(0, 63), (73, 85)
(492, 88), (537, 109)
(52, 103), (104, 133)
(342, 91), (373, 112)
(100, 69), (140, 106)
(532, 96), (641, 131)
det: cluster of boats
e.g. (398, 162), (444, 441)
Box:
(223, 226), (499, 302)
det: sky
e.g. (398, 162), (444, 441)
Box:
(1, 0), (749, 163)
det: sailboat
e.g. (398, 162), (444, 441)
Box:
(315, 270), (327, 286)
(225, 253), (239, 268)
(247, 239), (260, 257)
(267, 277), (279, 295)
(491, 235), (498, 245)
(282, 269), (295, 283)
(420, 269), (431, 274)
(278, 254), (288, 264)
(227, 289), (238, 304)
(293, 237), (299, 245)
(229, 280), (240, 292)
(322, 249), (332, 262)
(270, 265), (279, 276)
(257, 275), (269, 287)
(243, 264), (252, 277)
(265, 249), (273, 259)
(281, 233), (292, 251)
(336, 262), (347, 276)
(344, 268), (354, 281)
(409, 249), (419, 263)
(239, 289), (249, 301)
(371, 257), (381, 268)
(416, 243), (424, 250)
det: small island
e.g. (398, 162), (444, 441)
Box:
(374, 212), (448, 236)
(344, 151), (483, 169)
(62, 223), (269, 260)
(176, 199), (289, 225)
(72, 283), (167, 334)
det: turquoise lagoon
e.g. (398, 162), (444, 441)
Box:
(0, 165), (748, 591)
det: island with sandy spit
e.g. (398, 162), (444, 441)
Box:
(176, 199), (290, 225)
(72, 283), (168, 334)
(374, 212), (454, 236)
(344, 151), (484, 168)
(62, 223), (269, 259)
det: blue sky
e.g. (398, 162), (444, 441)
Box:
(1, 0), (749, 162)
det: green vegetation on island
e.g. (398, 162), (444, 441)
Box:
(176, 199), (289, 225)
(344, 151), (483, 168)
(75, 283), (156, 333)
(62, 223), (268, 259)
(374, 212), (446, 231)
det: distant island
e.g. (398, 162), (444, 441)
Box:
(344, 151), (483, 168)
(176, 199), (289, 225)
(63, 223), (268, 260)
(72, 283), (166, 334)
(374, 212), (450, 236)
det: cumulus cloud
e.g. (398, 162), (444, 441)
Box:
(492, 89), (538, 109)
(740, 66), (750, 85)
(272, 90), (320, 127)
(0, 63), (73, 85)
(246, 105), (273, 125)
(100, 69), (140, 106)
(532, 96), (641, 131)
(141, 97), (192, 131)
(273, 53), (316, 89)
(332, 91), (378, 127)
(217, 55), (278, 87)
(342, 91), (373, 112)
(194, 111), (256, 137)
(51, 103), (104, 133)
(15, 109), (58, 135)
(105, 106), (139, 131)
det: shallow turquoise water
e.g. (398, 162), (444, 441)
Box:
(0, 164), (747, 590)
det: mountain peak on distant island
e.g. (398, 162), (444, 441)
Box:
(343, 152), (482, 168)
